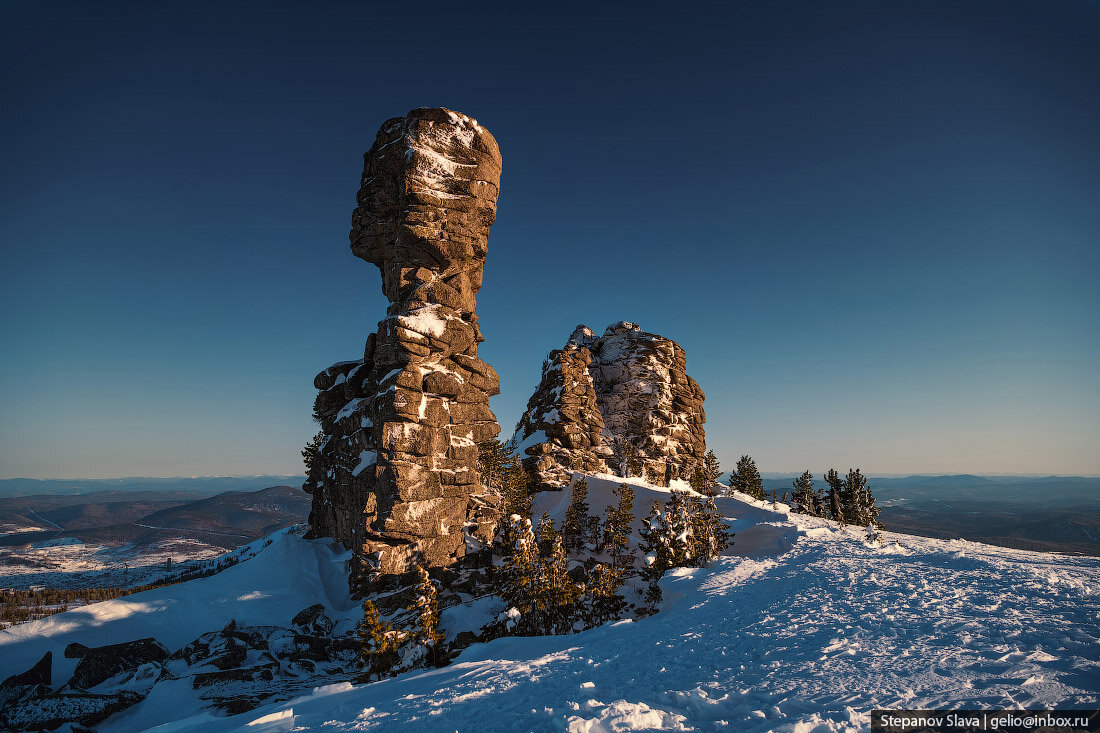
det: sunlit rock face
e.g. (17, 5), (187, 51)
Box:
(304, 108), (502, 589)
(510, 322), (707, 491)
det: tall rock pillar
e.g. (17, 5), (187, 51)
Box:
(304, 108), (503, 588)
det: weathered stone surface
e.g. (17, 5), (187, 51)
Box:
(67, 637), (169, 691)
(304, 108), (503, 589)
(0, 651), (51, 708)
(0, 691), (143, 731)
(509, 322), (707, 490)
(290, 604), (334, 636)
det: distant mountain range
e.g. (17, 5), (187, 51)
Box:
(759, 474), (1100, 556)
(0, 476), (306, 498)
(0, 485), (311, 550)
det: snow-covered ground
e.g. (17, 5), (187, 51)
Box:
(0, 537), (228, 590)
(2, 477), (1098, 732)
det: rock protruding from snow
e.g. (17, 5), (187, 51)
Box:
(304, 108), (503, 586)
(510, 322), (706, 490)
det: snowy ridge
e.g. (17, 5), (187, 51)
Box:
(3, 480), (1098, 731)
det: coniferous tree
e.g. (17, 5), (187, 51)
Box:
(302, 431), (325, 476)
(644, 463), (665, 486)
(688, 496), (731, 566)
(409, 565), (444, 667)
(661, 490), (696, 567)
(843, 468), (880, 528)
(536, 512), (556, 556)
(603, 484), (636, 575)
(729, 455), (765, 500)
(357, 600), (403, 681)
(638, 500), (669, 604)
(499, 459), (532, 548)
(703, 450), (723, 487)
(824, 469), (845, 524)
(689, 460), (711, 494)
(476, 438), (510, 494)
(790, 470), (815, 515)
(582, 560), (626, 626)
(585, 514), (602, 550)
(623, 442), (642, 478)
(561, 477), (592, 554)
(499, 514), (541, 617)
(541, 534), (580, 633)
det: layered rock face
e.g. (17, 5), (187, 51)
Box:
(304, 108), (503, 585)
(509, 322), (706, 490)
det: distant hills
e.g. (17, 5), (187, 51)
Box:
(760, 474), (1100, 556)
(0, 476), (306, 498)
(0, 485), (311, 550)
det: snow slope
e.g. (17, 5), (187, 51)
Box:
(0, 527), (358, 689)
(3, 480), (1099, 732)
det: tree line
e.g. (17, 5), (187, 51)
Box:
(356, 441), (736, 680)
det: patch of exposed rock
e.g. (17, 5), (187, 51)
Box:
(304, 108), (503, 587)
(509, 322), (707, 490)
(0, 605), (360, 729)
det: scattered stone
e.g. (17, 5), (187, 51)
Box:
(291, 604), (334, 636)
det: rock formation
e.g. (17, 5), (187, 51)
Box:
(304, 108), (503, 585)
(509, 322), (707, 490)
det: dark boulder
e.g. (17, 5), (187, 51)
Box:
(0, 651), (51, 707)
(0, 691), (142, 731)
(67, 638), (168, 690)
(291, 604), (334, 636)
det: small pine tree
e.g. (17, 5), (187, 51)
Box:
(662, 490), (696, 567)
(689, 461), (711, 495)
(500, 459), (532, 547)
(688, 496), (732, 566)
(302, 431), (325, 476)
(644, 463), (665, 487)
(409, 565), (444, 667)
(536, 512), (556, 556)
(561, 477), (591, 554)
(638, 500), (668, 604)
(790, 470), (815, 515)
(476, 438), (511, 494)
(843, 468), (879, 528)
(357, 599), (402, 681)
(582, 560), (626, 626)
(729, 455), (765, 500)
(585, 514), (601, 550)
(623, 442), (642, 478)
(703, 449), (723, 487)
(824, 469), (845, 524)
(541, 535), (580, 634)
(499, 514), (540, 617)
(603, 484), (635, 575)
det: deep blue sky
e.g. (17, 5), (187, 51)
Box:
(2, 1), (1098, 478)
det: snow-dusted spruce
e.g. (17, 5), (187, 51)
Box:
(640, 490), (733, 604)
(728, 454), (765, 500)
(356, 564), (445, 681)
(560, 476), (593, 554)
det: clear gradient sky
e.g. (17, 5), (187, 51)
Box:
(2, 1), (1098, 478)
